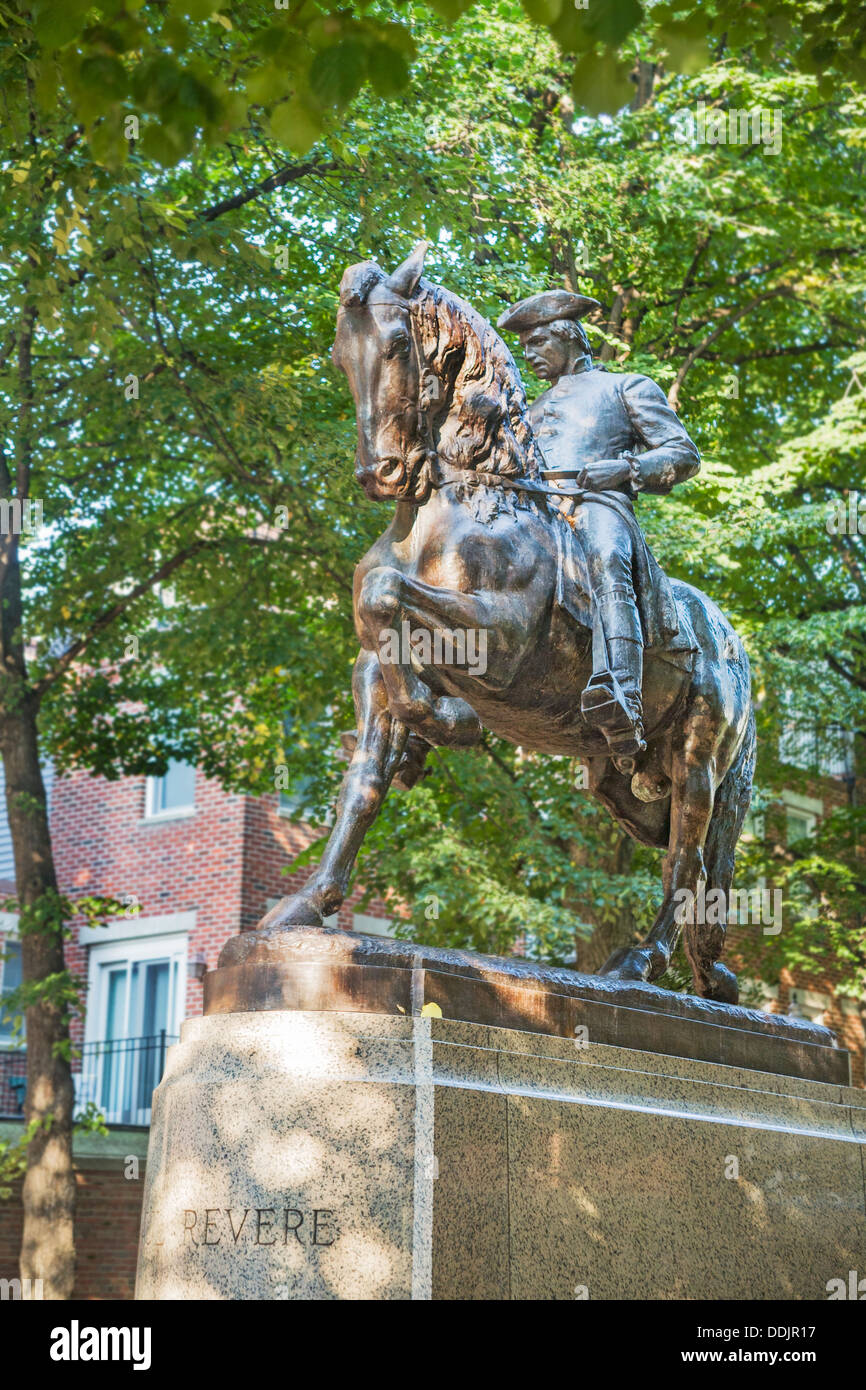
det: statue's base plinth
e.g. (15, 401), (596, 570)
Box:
(203, 927), (849, 1086)
(135, 1008), (866, 1300)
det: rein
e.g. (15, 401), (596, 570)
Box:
(406, 313), (587, 505)
(404, 302), (623, 516)
(432, 462), (590, 502)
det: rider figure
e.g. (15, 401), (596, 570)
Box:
(497, 290), (701, 770)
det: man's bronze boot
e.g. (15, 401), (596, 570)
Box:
(580, 589), (646, 773)
(604, 635), (646, 774)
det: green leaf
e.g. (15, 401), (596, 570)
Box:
(33, 0), (90, 50)
(584, 0), (642, 48)
(366, 43), (410, 99)
(309, 41), (367, 110)
(270, 98), (323, 154)
(426, 0), (475, 21)
(571, 50), (634, 115)
(657, 18), (711, 75)
(245, 63), (290, 106)
(177, 0), (224, 18)
(521, 0), (562, 25)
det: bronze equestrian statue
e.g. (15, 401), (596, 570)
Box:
(261, 242), (756, 1004)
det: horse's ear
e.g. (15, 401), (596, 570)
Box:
(387, 240), (431, 298)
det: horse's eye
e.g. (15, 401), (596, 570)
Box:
(387, 336), (411, 359)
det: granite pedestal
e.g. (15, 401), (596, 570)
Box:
(135, 930), (866, 1300)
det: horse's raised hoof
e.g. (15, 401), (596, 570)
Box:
(597, 943), (667, 983)
(341, 728), (431, 790)
(257, 891), (326, 931)
(698, 962), (739, 1005)
(393, 734), (433, 789)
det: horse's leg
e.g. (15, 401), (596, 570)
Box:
(357, 565), (530, 747)
(599, 703), (734, 998)
(698, 709), (756, 1000)
(259, 649), (407, 930)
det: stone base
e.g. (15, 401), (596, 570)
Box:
(204, 927), (849, 1086)
(136, 1011), (866, 1300)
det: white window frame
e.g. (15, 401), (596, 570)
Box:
(0, 914), (22, 1047)
(144, 763), (196, 822)
(779, 790), (823, 923)
(740, 806), (765, 841)
(780, 789), (822, 842)
(738, 978), (779, 1013)
(81, 930), (188, 1125)
(85, 931), (188, 1048)
(789, 987), (832, 1024)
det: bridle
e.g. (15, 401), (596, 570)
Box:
(404, 299), (598, 508)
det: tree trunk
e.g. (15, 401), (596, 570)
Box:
(630, 60), (658, 112)
(0, 547), (76, 1299)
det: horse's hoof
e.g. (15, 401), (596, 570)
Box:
(257, 893), (325, 931)
(597, 944), (663, 983)
(699, 962), (739, 1004)
(392, 734), (433, 790)
(338, 729), (358, 761)
(631, 767), (671, 803)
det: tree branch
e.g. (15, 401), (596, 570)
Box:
(197, 159), (340, 223)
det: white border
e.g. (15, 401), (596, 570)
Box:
(79, 909), (196, 948)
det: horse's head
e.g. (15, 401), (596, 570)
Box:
(333, 241), (543, 507)
(332, 242), (434, 503)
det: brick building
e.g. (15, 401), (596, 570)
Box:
(0, 761), (391, 1300)
(0, 745), (863, 1299)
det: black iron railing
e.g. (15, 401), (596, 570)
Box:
(0, 1032), (177, 1126)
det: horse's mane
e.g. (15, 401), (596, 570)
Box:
(411, 280), (545, 491)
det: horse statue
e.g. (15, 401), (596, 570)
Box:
(260, 244), (756, 1004)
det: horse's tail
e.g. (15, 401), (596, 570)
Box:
(704, 705), (757, 896)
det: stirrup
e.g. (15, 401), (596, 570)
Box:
(580, 670), (636, 735)
(581, 672), (646, 767)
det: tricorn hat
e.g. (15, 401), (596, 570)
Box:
(497, 289), (601, 334)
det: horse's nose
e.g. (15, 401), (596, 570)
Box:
(354, 451), (380, 498)
(354, 444), (373, 477)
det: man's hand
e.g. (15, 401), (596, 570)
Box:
(577, 459), (632, 492)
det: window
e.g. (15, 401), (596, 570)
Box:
(781, 790), (822, 846)
(780, 791), (822, 923)
(278, 778), (333, 827)
(145, 760), (195, 819)
(0, 937), (22, 1040)
(778, 719), (855, 778)
(788, 988), (831, 1024)
(786, 808), (816, 845)
(738, 979), (778, 1013)
(84, 932), (187, 1125)
(740, 807), (765, 841)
